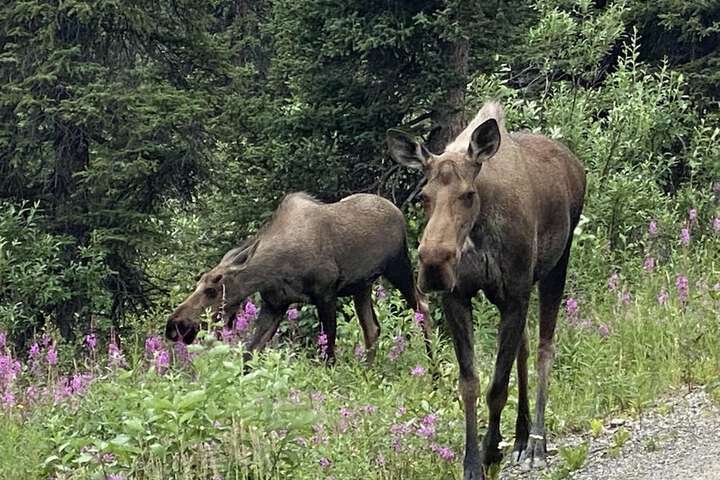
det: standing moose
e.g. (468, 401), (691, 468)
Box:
(165, 193), (432, 364)
(387, 102), (585, 479)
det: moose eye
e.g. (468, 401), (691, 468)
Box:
(459, 191), (476, 207)
(203, 288), (218, 299)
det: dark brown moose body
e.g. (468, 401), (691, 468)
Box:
(388, 102), (585, 480)
(165, 193), (431, 364)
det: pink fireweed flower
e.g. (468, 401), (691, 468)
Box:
(28, 342), (40, 360)
(713, 217), (720, 233)
(2, 390), (15, 409)
(564, 297), (579, 319)
(286, 307), (299, 321)
(390, 422), (412, 436)
(657, 287), (669, 305)
(388, 335), (405, 361)
(607, 273), (619, 291)
(107, 475), (125, 480)
(361, 404), (377, 414)
(310, 391), (325, 403)
(244, 300), (257, 318)
(101, 453), (115, 463)
(689, 208), (698, 226)
(144, 336), (162, 359)
(411, 365), (426, 377)
(46, 344), (58, 366)
(431, 443), (456, 461)
(621, 290), (632, 305)
(319, 458), (332, 468)
(155, 349), (170, 374)
(416, 413), (438, 439)
(391, 437), (403, 452)
(84, 334), (97, 351)
(643, 256), (655, 273)
(675, 275), (689, 304)
(648, 220), (658, 238)
(414, 311), (425, 327)
(375, 284), (387, 301)
(220, 327), (235, 344)
(680, 228), (690, 246)
(233, 313), (250, 333)
(289, 389), (301, 405)
(311, 423), (327, 445)
(354, 344), (366, 361)
(0, 352), (21, 393)
(25, 385), (38, 403)
(69, 372), (93, 394)
(174, 342), (191, 364)
(598, 323), (610, 338)
(317, 331), (328, 359)
(108, 339), (126, 368)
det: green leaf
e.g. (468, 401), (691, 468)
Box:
(74, 452), (94, 464)
(124, 418), (144, 434)
(177, 389), (206, 410)
(110, 434), (131, 446)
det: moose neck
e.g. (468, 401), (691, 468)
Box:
(222, 256), (274, 314)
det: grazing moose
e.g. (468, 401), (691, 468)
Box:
(387, 102), (585, 479)
(165, 192), (432, 364)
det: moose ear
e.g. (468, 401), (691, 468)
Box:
(386, 129), (430, 170)
(468, 118), (501, 164)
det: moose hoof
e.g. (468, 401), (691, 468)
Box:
(519, 433), (547, 470)
(481, 443), (503, 466)
(463, 454), (485, 480)
(462, 465), (484, 480)
(511, 437), (528, 463)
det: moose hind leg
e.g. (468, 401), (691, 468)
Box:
(520, 246), (571, 469)
(353, 286), (380, 364)
(512, 327), (531, 462)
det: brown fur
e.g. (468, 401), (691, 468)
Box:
(388, 101), (585, 479)
(165, 193), (432, 364)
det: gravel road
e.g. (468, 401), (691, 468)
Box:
(500, 387), (720, 480)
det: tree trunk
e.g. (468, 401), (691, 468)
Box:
(50, 116), (90, 340)
(426, 36), (470, 154)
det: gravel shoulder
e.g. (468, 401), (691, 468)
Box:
(500, 387), (720, 480)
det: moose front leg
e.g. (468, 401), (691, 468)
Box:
(482, 296), (529, 467)
(243, 301), (285, 363)
(442, 292), (483, 480)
